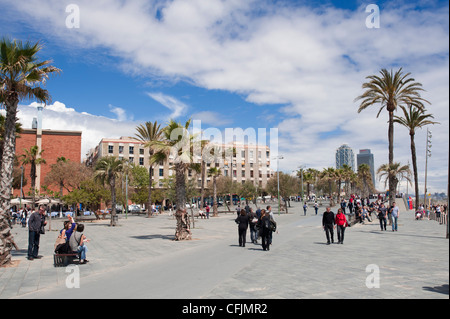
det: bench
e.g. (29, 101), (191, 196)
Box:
(54, 253), (79, 267)
(75, 215), (97, 223)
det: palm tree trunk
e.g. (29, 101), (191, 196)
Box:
(200, 160), (205, 210)
(147, 165), (153, 217)
(213, 176), (218, 217)
(410, 132), (419, 210)
(388, 111), (395, 205)
(110, 175), (117, 226)
(0, 99), (20, 266)
(174, 163), (190, 240)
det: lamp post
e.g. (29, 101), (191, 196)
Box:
(423, 128), (432, 209)
(274, 155), (284, 215)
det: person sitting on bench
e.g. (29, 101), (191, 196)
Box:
(69, 223), (90, 264)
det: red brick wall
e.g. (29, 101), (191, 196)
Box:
(14, 130), (82, 197)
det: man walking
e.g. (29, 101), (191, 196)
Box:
(27, 206), (47, 260)
(322, 207), (335, 245)
(390, 202), (400, 231)
(378, 203), (388, 231)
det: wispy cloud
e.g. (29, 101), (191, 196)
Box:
(147, 92), (189, 119)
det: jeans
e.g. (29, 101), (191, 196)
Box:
(261, 231), (270, 250)
(249, 225), (257, 243)
(392, 216), (398, 231)
(324, 224), (334, 243)
(379, 217), (387, 230)
(337, 225), (345, 243)
(28, 230), (40, 258)
(78, 245), (88, 260)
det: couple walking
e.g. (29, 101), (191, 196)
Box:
(322, 207), (348, 245)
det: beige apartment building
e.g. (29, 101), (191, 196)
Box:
(86, 137), (274, 189)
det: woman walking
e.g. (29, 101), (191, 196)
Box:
(335, 208), (348, 244)
(235, 209), (250, 247)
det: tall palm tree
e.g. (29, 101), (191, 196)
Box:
(134, 121), (163, 217)
(95, 157), (124, 226)
(377, 162), (412, 198)
(151, 119), (196, 240)
(320, 167), (336, 206)
(355, 68), (429, 205)
(394, 105), (439, 210)
(20, 145), (46, 208)
(0, 38), (60, 266)
(208, 167), (221, 217)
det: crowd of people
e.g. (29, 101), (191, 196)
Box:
(234, 205), (277, 251)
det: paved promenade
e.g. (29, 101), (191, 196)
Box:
(1, 202), (448, 299)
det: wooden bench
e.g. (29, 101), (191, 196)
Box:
(75, 215), (97, 222)
(54, 253), (79, 267)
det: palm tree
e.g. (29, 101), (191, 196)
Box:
(95, 157), (124, 226)
(355, 68), (429, 204)
(0, 38), (60, 266)
(208, 167), (221, 217)
(20, 145), (46, 208)
(151, 119), (196, 240)
(377, 163), (412, 198)
(394, 105), (439, 210)
(357, 164), (373, 198)
(134, 121), (163, 217)
(320, 167), (336, 206)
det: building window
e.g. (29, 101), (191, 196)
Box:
(233, 170), (237, 178)
(119, 146), (124, 154)
(108, 145), (114, 154)
(159, 168), (164, 177)
(129, 146), (134, 154)
(139, 148), (144, 155)
(250, 171), (254, 178)
(241, 150), (245, 158)
(241, 171), (245, 178)
(139, 158), (144, 166)
(128, 157), (134, 163)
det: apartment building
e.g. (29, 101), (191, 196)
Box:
(86, 138), (274, 189)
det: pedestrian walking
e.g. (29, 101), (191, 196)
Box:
(248, 208), (258, 244)
(390, 202), (400, 231)
(235, 209), (250, 247)
(322, 207), (335, 245)
(257, 209), (273, 251)
(377, 203), (387, 231)
(335, 208), (348, 244)
(314, 202), (319, 215)
(303, 202), (307, 216)
(27, 205), (47, 260)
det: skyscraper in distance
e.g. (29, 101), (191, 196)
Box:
(357, 149), (376, 188)
(336, 144), (355, 171)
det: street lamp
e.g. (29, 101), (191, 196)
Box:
(273, 155), (284, 215)
(424, 129), (432, 208)
(20, 166), (24, 208)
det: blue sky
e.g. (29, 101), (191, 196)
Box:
(0, 0), (448, 193)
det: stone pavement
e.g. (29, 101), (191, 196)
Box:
(0, 202), (448, 299)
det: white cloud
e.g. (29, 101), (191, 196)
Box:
(3, 0), (448, 192)
(147, 92), (189, 119)
(17, 102), (138, 158)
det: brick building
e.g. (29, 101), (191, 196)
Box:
(13, 106), (82, 198)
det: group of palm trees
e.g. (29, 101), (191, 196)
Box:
(0, 37), (440, 266)
(355, 68), (439, 209)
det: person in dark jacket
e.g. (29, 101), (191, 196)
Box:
(322, 206), (335, 245)
(235, 209), (250, 247)
(257, 209), (272, 251)
(27, 206), (47, 260)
